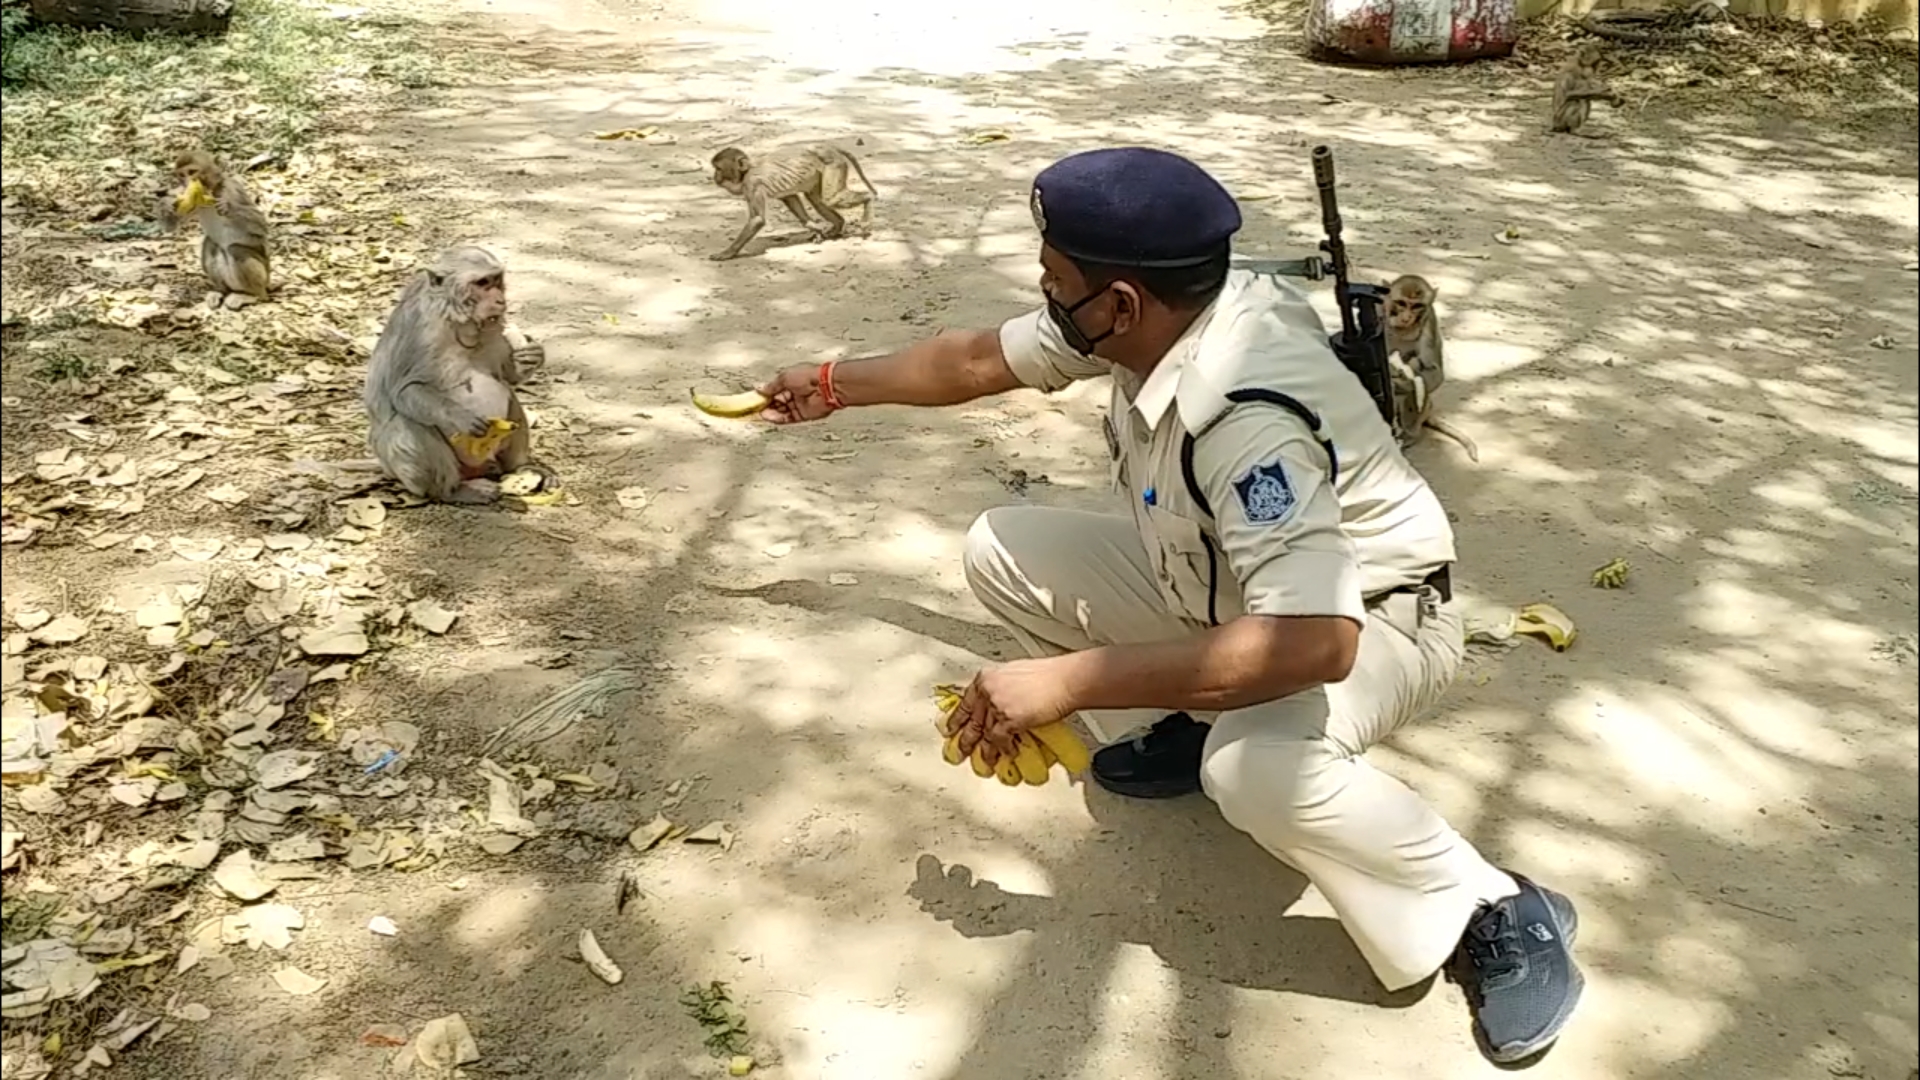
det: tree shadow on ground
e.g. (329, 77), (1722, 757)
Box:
(33, 5), (1909, 1079)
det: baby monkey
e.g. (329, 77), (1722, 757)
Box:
(159, 148), (271, 309)
(708, 143), (878, 262)
(1550, 43), (1625, 138)
(1384, 275), (1479, 463)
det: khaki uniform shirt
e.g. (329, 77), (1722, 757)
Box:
(998, 267), (1456, 629)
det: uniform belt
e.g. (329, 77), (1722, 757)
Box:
(1367, 564), (1452, 607)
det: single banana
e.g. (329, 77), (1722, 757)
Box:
(448, 417), (517, 465)
(689, 388), (771, 419)
(1013, 736), (1050, 785)
(941, 730), (965, 766)
(174, 176), (213, 217)
(1029, 722), (1092, 775)
(1035, 741), (1059, 769)
(969, 746), (995, 778)
(994, 754), (1023, 787)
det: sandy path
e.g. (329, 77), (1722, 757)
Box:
(134, 0), (1919, 1076)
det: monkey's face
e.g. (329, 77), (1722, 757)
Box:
(711, 149), (748, 195)
(1387, 294), (1429, 331)
(465, 271), (507, 324)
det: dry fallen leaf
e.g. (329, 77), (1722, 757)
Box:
(684, 821), (735, 851)
(342, 498), (387, 528)
(169, 537), (224, 562)
(212, 850), (275, 901)
(477, 834), (524, 855)
(413, 1014), (481, 1069)
(298, 623), (370, 658)
(407, 599), (457, 635)
(271, 966), (326, 996)
(29, 614), (90, 645)
(628, 815), (674, 853)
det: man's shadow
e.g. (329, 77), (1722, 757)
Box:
(905, 783), (1436, 1008)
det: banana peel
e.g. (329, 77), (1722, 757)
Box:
(689, 388), (770, 419)
(1590, 557), (1631, 589)
(1513, 602), (1578, 652)
(448, 418), (517, 464)
(174, 177), (214, 216)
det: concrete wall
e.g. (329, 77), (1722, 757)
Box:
(1517, 0), (1919, 33)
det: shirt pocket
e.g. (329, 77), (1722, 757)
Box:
(1143, 504), (1217, 625)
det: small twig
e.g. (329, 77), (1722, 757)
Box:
(1715, 893), (1797, 922)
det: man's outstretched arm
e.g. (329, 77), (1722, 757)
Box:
(757, 328), (1022, 422)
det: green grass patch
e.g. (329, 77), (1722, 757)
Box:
(1, 0), (441, 185)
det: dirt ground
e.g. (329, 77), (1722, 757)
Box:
(3, 0), (1918, 1077)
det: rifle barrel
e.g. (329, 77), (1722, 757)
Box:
(1310, 145), (1358, 338)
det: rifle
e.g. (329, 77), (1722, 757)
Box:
(1232, 148), (1398, 430)
(1310, 145), (1396, 429)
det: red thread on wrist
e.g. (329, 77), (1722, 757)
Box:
(817, 361), (845, 412)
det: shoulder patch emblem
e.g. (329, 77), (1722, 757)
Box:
(1232, 461), (1297, 525)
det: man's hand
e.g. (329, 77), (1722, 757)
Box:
(756, 364), (834, 424)
(951, 657), (1080, 761)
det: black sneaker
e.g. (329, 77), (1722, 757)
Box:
(1089, 713), (1207, 799)
(1451, 874), (1585, 1064)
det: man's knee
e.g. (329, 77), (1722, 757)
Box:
(962, 506), (1025, 601)
(1201, 733), (1343, 847)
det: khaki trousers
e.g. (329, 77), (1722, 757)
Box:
(963, 505), (1518, 990)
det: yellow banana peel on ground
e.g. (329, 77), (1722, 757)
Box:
(1465, 603), (1579, 653)
(1513, 602), (1578, 652)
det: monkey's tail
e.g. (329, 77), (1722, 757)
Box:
(290, 456), (388, 477)
(1426, 417), (1480, 464)
(845, 151), (879, 199)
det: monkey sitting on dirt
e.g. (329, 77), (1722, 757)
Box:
(1383, 274), (1479, 463)
(1550, 43), (1626, 138)
(361, 245), (554, 505)
(159, 148), (271, 309)
(707, 143), (879, 261)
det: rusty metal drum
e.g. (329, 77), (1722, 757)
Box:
(1307, 0), (1518, 63)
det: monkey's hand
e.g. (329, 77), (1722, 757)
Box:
(458, 410), (499, 438)
(503, 326), (545, 374)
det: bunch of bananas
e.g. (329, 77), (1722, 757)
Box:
(932, 682), (1091, 786)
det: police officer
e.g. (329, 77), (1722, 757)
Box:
(754, 146), (1585, 1063)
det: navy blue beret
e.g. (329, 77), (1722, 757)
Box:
(1030, 147), (1241, 268)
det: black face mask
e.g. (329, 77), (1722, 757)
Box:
(1046, 285), (1115, 356)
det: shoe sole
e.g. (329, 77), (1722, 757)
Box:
(1089, 773), (1202, 799)
(1483, 885), (1585, 1065)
